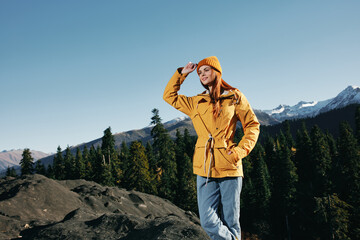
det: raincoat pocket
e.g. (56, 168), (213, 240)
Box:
(215, 148), (238, 170)
(191, 102), (211, 132)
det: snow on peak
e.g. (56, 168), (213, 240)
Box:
(336, 85), (360, 98)
(165, 116), (188, 125)
(266, 104), (289, 114)
(345, 85), (359, 91)
(264, 85), (360, 122)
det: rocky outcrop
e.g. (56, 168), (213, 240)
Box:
(0, 174), (209, 240)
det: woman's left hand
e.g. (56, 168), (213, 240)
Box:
(227, 147), (239, 161)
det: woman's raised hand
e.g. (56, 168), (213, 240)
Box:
(181, 62), (197, 74)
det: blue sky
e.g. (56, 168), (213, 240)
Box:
(1, 0), (359, 153)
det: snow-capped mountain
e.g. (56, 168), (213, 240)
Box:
(319, 85), (360, 114)
(264, 85), (360, 122)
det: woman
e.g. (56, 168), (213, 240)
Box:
(163, 56), (260, 240)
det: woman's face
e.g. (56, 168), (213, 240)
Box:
(198, 65), (216, 86)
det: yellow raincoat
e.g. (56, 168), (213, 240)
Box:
(163, 69), (260, 178)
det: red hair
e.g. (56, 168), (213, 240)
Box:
(202, 69), (235, 118)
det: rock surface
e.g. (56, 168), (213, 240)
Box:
(0, 174), (210, 240)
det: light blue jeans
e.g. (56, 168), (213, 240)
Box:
(197, 175), (242, 240)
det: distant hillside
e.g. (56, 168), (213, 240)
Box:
(0, 149), (50, 171)
(66, 110), (276, 151)
(24, 117), (197, 169)
(254, 109), (280, 125)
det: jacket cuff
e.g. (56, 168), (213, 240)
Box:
(174, 68), (189, 84)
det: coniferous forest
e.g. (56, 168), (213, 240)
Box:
(10, 105), (360, 240)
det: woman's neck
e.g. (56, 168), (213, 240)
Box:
(207, 86), (224, 95)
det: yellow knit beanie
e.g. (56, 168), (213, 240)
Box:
(197, 56), (222, 75)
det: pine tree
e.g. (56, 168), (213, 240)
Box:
(310, 125), (332, 196)
(337, 122), (360, 202)
(250, 143), (271, 237)
(150, 108), (177, 202)
(82, 145), (93, 180)
(282, 120), (295, 149)
(251, 145), (271, 214)
(145, 141), (158, 195)
(89, 145), (97, 165)
(325, 130), (338, 167)
(74, 147), (85, 179)
(34, 160), (46, 175)
(183, 128), (195, 159)
(181, 153), (197, 211)
(263, 134), (276, 186)
(337, 121), (360, 239)
(111, 157), (122, 186)
(119, 141), (130, 188)
(93, 146), (104, 183)
(145, 141), (156, 176)
(304, 125), (333, 239)
(6, 166), (17, 177)
(90, 145), (114, 186)
(240, 155), (255, 233)
(64, 146), (76, 179)
(174, 129), (197, 212)
(325, 130), (338, 195)
(46, 164), (54, 179)
(20, 148), (34, 175)
(101, 127), (117, 165)
(175, 129), (185, 183)
(101, 157), (114, 186)
(314, 194), (351, 240)
(5, 166), (11, 177)
(293, 122), (315, 238)
(101, 127), (116, 154)
(89, 145), (101, 182)
(234, 127), (244, 144)
(295, 123), (313, 193)
(53, 146), (65, 180)
(270, 133), (298, 240)
(101, 127), (120, 185)
(355, 106), (360, 144)
(126, 141), (155, 193)
(278, 133), (298, 207)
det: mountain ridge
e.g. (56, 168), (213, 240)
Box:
(263, 85), (360, 121)
(1, 85), (359, 173)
